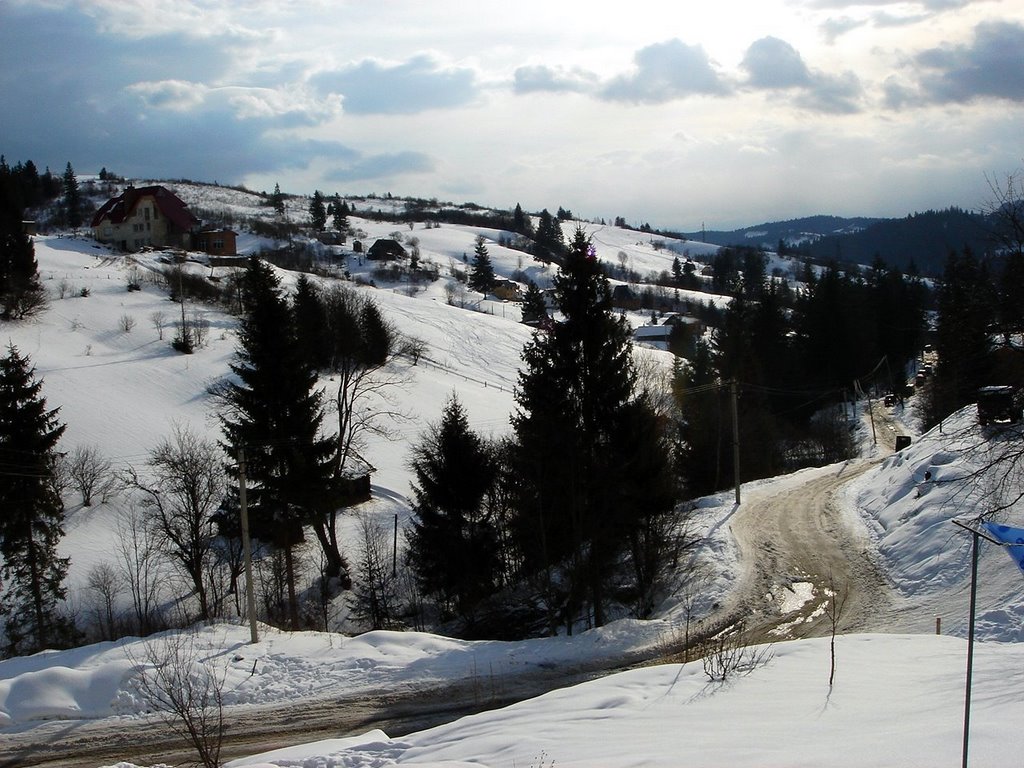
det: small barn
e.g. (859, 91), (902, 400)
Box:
(367, 238), (407, 261)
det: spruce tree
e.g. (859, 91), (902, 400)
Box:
(329, 194), (348, 234)
(271, 183), (286, 216)
(520, 281), (548, 325)
(218, 257), (334, 628)
(309, 190), (327, 232)
(62, 162), (82, 229)
(468, 237), (496, 295)
(513, 227), (667, 630)
(0, 177), (44, 320)
(533, 209), (565, 263)
(0, 345), (76, 656)
(406, 395), (499, 622)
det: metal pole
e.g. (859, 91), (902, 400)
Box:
(962, 528), (980, 768)
(731, 378), (741, 505)
(238, 448), (259, 644)
(392, 513), (398, 577)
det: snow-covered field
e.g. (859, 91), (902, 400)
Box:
(2, 192), (1023, 766)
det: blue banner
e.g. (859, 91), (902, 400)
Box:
(982, 521), (1024, 575)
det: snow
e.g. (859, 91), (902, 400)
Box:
(2, 199), (1024, 765)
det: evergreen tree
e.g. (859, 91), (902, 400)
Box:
(218, 257), (335, 629)
(928, 248), (995, 425)
(293, 273), (330, 371)
(0, 345), (76, 656)
(468, 237), (496, 294)
(62, 162), (82, 229)
(329, 194), (348, 234)
(513, 203), (534, 236)
(513, 227), (671, 630)
(0, 179), (44, 320)
(520, 281), (548, 325)
(406, 395), (500, 621)
(533, 209), (565, 264)
(271, 183), (286, 216)
(309, 190), (327, 231)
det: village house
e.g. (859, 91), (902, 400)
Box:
(91, 185), (199, 252)
(194, 228), (238, 257)
(366, 238), (407, 261)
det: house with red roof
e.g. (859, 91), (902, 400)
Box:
(91, 185), (200, 252)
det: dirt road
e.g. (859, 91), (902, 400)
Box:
(3, 452), (893, 768)
(721, 459), (892, 643)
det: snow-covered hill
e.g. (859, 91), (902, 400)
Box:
(2, 187), (1023, 766)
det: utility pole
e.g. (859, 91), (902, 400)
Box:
(238, 448), (259, 644)
(731, 378), (741, 505)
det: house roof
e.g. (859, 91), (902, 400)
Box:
(367, 238), (407, 256)
(91, 185), (199, 231)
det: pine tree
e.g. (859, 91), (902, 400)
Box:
(468, 237), (496, 294)
(0, 179), (44, 320)
(513, 203), (533, 236)
(62, 162), (82, 229)
(520, 281), (548, 325)
(533, 209), (565, 264)
(329, 194), (348, 234)
(0, 345), (76, 656)
(309, 190), (327, 232)
(513, 227), (669, 630)
(218, 257), (335, 629)
(271, 183), (286, 216)
(407, 395), (499, 621)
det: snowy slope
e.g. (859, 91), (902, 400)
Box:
(2, 190), (1024, 766)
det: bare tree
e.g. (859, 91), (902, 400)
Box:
(983, 167), (1024, 258)
(85, 562), (124, 641)
(116, 505), (166, 635)
(69, 444), (117, 506)
(130, 631), (226, 768)
(127, 426), (226, 622)
(150, 310), (167, 340)
(349, 513), (400, 631)
(825, 570), (850, 688)
(313, 286), (411, 580)
(119, 313), (137, 333)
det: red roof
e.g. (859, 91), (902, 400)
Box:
(91, 185), (199, 231)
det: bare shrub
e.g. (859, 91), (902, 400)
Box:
(150, 310), (167, 340)
(697, 625), (773, 681)
(119, 313), (137, 332)
(129, 632), (226, 768)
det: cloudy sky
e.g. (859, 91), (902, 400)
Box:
(2, 0), (1022, 229)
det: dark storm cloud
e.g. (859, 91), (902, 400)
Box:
(0, 4), (349, 182)
(325, 151), (435, 183)
(913, 20), (1024, 103)
(512, 65), (598, 95)
(600, 39), (729, 103)
(311, 55), (478, 115)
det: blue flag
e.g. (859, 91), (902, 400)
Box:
(982, 521), (1024, 575)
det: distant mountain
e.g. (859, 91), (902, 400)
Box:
(802, 208), (992, 276)
(679, 215), (884, 250)
(679, 209), (995, 277)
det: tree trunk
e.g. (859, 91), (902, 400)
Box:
(284, 544), (300, 630)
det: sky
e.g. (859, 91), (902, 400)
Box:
(2, 1), (1024, 228)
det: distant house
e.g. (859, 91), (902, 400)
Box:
(492, 278), (523, 302)
(194, 228), (237, 257)
(91, 185), (199, 252)
(367, 238), (407, 261)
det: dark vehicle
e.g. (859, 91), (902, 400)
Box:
(977, 386), (1021, 426)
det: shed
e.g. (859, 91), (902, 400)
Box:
(367, 238), (407, 261)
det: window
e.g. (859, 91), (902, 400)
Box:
(213, 239), (224, 250)
(144, 207), (150, 221)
